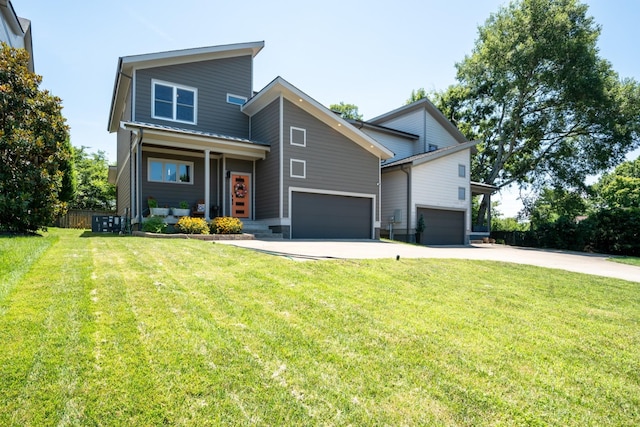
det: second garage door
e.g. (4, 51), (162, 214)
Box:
(291, 192), (372, 239)
(418, 208), (465, 245)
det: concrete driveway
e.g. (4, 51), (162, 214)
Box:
(215, 239), (640, 283)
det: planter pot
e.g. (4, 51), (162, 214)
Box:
(150, 207), (170, 216)
(171, 208), (191, 217)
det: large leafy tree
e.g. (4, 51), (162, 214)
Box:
(329, 102), (363, 120)
(71, 146), (115, 210)
(0, 43), (71, 233)
(432, 0), (640, 222)
(593, 157), (640, 209)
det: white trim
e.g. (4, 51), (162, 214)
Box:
(204, 149), (211, 220)
(222, 155), (227, 216)
(252, 160), (256, 220)
(132, 70), (137, 122)
(289, 126), (306, 147)
(147, 157), (194, 184)
(289, 159), (306, 179)
(288, 187), (377, 239)
(151, 79), (198, 125)
(279, 95), (284, 219)
(226, 93), (247, 106)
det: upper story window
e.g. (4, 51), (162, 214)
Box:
(290, 126), (306, 147)
(428, 144), (438, 152)
(152, 79), (197, 124)
(458, 164), (466, 178)
(227, 93), (247, 106)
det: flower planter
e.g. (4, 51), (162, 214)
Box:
(150, 207), (170, 216)
(171, 208), (191, 217)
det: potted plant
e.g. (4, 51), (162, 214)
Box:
(171, 201), (191, 217)
(148, 197), (170, 216)
(415, 213), (425, 244)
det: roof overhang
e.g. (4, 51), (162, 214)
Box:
(243, 77), (394, 160)
(471, 181), (498, 195)
(122, 122), (270, 160)
(382, 140), (478, 171)
(108, 41), (265, 133)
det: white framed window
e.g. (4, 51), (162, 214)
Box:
(458, 187), (466, 200)
(148, 158), (194, 184)
(152, 79), (197, 124)
(290, 126), (306, 147)
(226, 93), (247, 106)
(290, 159), (306, 178)
(458, 164), (466, 177)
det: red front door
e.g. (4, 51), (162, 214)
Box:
(231, 174), (250, 218)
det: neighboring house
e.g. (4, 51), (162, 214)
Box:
(359, 98), (496, 244)
(0, 0), (33, 71)
(108, 40), (493, 242)
(108, 41), (393, 239)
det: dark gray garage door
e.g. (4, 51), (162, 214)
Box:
(291, 192), (372, 239)
(418, 208), (465, 245)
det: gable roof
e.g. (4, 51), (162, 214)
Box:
(242, 77), (394, 160)
(381, 140), (477, 170)
(369, 97), (468, 144)
(108, 41), (265, 133)
(0, 0), (33, 71)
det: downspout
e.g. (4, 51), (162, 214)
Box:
(400, 164), (411, 243)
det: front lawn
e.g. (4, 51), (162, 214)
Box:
(1, 229), (639, 426)
(610, 256), (640, 267)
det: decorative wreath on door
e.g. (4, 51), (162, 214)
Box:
(234, 182), (247, 198)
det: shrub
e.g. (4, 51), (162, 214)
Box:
(211, 216), (243, 234)
(175, 216), (210, 235)
(142, 216), (167, 233)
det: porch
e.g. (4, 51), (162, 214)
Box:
(122, 121), (270, 226)
(470, 181), (498, 241)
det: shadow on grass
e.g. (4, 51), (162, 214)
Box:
(79, 231), (126, 238)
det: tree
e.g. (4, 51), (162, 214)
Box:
(329, 102), (363, 120)
(593, 157), (640, 209)
(71, 146), (115, 211)
(432, 0), (640, 223)
(0, 43), (71, 233)
(521, 186), (588, 228)
(406, 88), (427, 105)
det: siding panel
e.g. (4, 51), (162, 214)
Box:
(251, 99), (280, 219)
(135, 56), (252, 138)
(282, 99), (380, 220)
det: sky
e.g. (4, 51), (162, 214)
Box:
(15, 0), (640, 216)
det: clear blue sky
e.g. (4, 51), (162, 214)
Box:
(16, 0), (640, 216)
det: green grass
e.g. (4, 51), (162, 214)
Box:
(609, 256), (640, 267)
(1, 228), (639, 426)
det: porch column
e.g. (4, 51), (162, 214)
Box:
(486, 192), (492, 231)
(204, 149), (210, 220)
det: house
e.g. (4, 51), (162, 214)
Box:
(108, 40), (493, 242)
(355, 98), (496, 244)
(0, 0), (33, 71)
(108, 41), (393, 239)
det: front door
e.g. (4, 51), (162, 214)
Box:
(230, 173), (250, 218)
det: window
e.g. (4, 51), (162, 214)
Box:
(148, 158), (193, 184)
(152, 80), (197, 124)
(290, 126), (306, 147)
(428, 144), (438, 152)
(226, 93), (247, 106)
(458, 187), (466, 200)
(458, 164), (466, 178)
(290, 159), (306, 178)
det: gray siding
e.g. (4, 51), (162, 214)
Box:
(251, 99), (280, 219)
(134, 56), (253, 138)
(282, 99), (380, 219)
(115, 89), (133, 216)
(141, 151), (218, 215)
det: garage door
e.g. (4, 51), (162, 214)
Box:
(291, 192), (372, 239)
(418, 208), (465, 245)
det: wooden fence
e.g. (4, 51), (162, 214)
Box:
(55, 210), (117, 229)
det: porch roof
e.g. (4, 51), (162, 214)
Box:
(381, 140), (478, 170)
(122, 121), (270, 160)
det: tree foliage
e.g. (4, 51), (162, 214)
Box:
(405, 88), (427, 105)
(71, 146), (115, 210)
(0, 43), (71, 233)
(434, 0), (640, 192)
(329, 102), (363, 120)
(593, 157), (640, 209)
